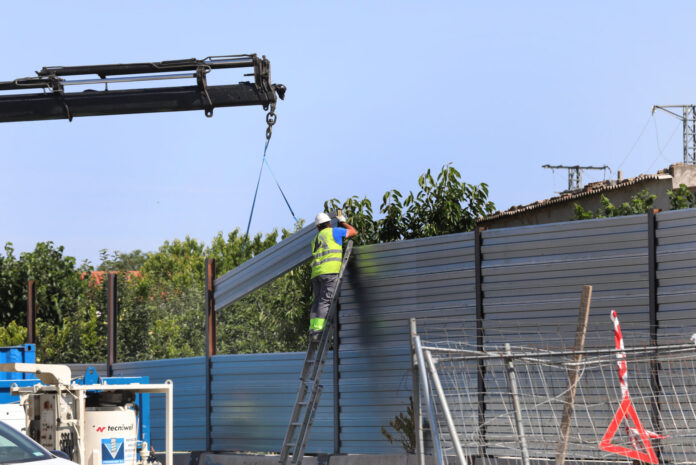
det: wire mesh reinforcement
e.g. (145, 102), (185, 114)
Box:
(418, 322), (696, 465)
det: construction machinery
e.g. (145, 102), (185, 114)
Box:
(0, 54), (285, 122)
(0, 363), (172, 465)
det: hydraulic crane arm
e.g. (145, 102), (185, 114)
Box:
(0, 54), (286, 123)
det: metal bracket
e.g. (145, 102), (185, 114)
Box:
(196, 67), (214, 118)
(47, 75), (72, 122)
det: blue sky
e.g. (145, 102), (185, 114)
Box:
(0, 1), (691, 265)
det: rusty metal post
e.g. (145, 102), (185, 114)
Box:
(555, 285), (592, 465)
(205, 258), (217, 357)
(27, 280), (36, 344)
(204, 258), (216, 451)
(106, 271), (118, 377)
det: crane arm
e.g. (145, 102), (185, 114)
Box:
(0, 54), (285, 123)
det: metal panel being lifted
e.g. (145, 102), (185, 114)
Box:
(214, 222), (319, 311)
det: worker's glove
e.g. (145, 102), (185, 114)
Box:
(337, 214), (346, 223)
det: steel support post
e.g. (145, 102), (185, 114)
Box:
(424, 350), (467, 465)
(204, 258), (216, 451)
(106, 272), (118, 377)
(474, 227), (486, 457)
(410, 318), (425, 465)
(504, 344), (530, 465)
(414, 336), (444, 465)
(27, 280), (36, 344)
(648, 209), (663, 457)
(333, 301), (341, 455)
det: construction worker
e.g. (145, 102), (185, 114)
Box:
(309, 212), (357, 342)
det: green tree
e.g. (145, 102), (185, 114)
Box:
(573, 189), (656, 220)
(667, 183), (696, 210)
(325, 164), (495, 244)
(0, 242), (89, 327)
(97, 249), (148, 272)
(0, 244), (26, 326)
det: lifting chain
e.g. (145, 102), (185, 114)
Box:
(266, 102), (277, 141)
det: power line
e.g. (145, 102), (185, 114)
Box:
(652, 105), (696, 164)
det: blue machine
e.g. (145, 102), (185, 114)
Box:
(0, 344), (40, 404)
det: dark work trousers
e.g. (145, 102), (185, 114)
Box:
(309, 273), (340, 330)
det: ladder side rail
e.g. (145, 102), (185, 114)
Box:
(280, 345), (319, 462)
(292, 382), (324, 463)
(298, 344), (317, 384)
(293, 385), (324, 465)
(279, 380), (310, 463)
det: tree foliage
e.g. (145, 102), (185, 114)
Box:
(325, 164), (495, 245)
(573, 189), (656, 220)
(667, 183), (696, 210)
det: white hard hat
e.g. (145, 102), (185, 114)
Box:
(315, 212), (331, 226)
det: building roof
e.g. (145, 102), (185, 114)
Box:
(481, 171), (672, 223)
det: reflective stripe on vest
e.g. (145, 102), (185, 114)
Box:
(311, 228), (343, 278)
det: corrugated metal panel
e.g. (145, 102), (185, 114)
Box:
(482, 215), (650, 346)
(338, 232), (476, 454)
(656, 208), (696, 336)
(209, 351), (334, 453)
(112, 357), (206, 452)
(214, 223), (316, 311)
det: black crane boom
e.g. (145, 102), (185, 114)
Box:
(0, 54), (285, 123)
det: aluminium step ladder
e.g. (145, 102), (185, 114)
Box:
(279, 240), (353, 465)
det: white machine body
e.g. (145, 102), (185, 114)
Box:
(2, 364), (173, 465)
(84, 407), (138, 465)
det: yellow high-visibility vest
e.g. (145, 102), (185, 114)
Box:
(311, 228), (342, 278)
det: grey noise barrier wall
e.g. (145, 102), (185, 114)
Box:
(71, 208), (696, 455)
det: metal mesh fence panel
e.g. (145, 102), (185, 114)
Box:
(418, 320), (696, 465)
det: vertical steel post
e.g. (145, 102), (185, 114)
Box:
(106, 272), (118, 377)
(414, 336), (444, 465)
(504, 344), (530, 465)
(647, 209), (663, 457)
(424, 350), (467, 465)
(410, 318), (425, 465)
(27, 280), (36, 344)
(333, 301), (341, 455)
(204, 258), (216, 452)
(474, 226), (486, 457)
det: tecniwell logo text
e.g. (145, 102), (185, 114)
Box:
(95, 425), (134, 432)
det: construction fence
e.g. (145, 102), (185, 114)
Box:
(75, 208), (696, 456)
